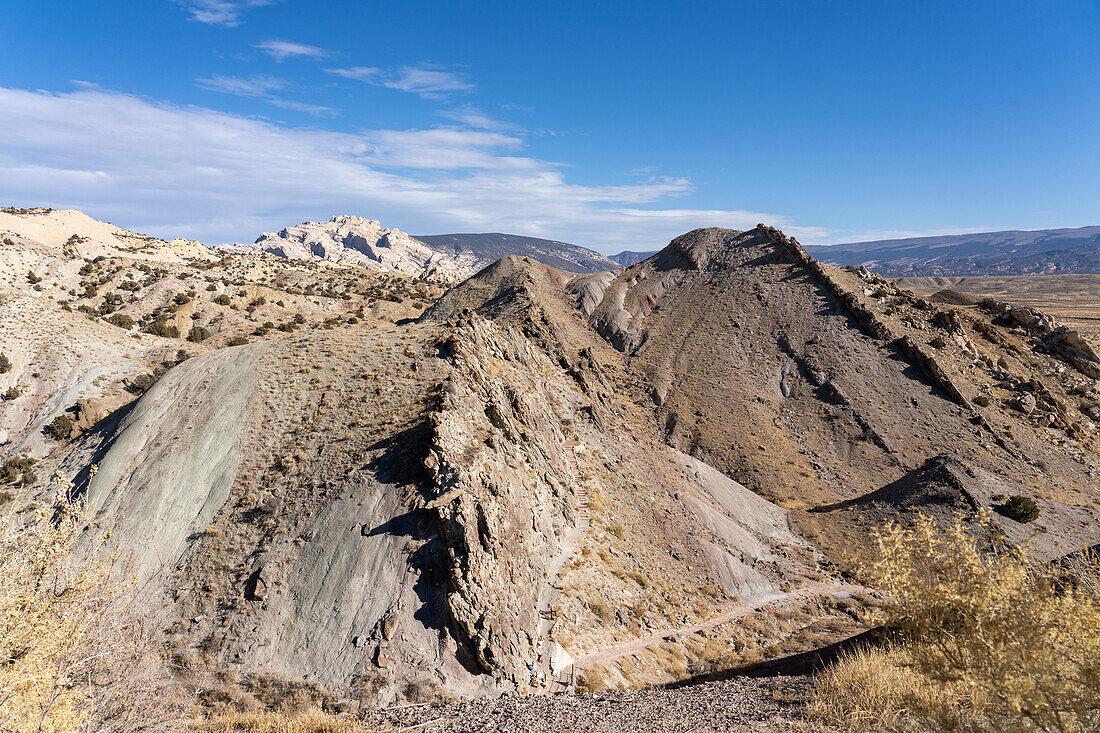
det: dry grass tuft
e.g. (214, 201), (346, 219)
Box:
(807, 644), (979, 731)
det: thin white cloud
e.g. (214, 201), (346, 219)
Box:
(195, 74), (336, 116)
(196, 74), (286, 96)
(256, 39), (329, 62)
(326, 65), (474, 98)
(437, 106), (521, 132)
(0, 85), (824, 251)
(177, 0), (275, 26)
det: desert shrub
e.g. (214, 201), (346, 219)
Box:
(1, 457), (36, 485)
(26, 270), (42, 284)
(999, 495), (1040, 523)
(929, 336), (947, 349)
(3, 387), (19, 400)
(188, 326), (212, 343)
(213, 294), (232, 306)
(588, 598), (612, 622)
(0, 486), (189, 731)
(45, 413), (75, 440)
(146, 318), (180, 339)
(174, 293), (192, 305)
(973, 395), (991, 407)
(227, 336), (249, 346)
(124, 373), (156, 395)
(812, 513), (1100, 731)
(0, 353), (11, 373)
(106, 313), (136, 330)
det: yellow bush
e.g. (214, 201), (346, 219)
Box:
(0, 484), (188, 732)
(811, 513), (1100, 732)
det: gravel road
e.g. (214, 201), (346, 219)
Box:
(366, 676), (833, 732)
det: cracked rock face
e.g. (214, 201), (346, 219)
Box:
(425, 320), (582, 683)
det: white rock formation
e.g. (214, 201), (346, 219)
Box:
(248, 215), (476, 277)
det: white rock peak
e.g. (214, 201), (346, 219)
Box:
(251, 215), (471, 276)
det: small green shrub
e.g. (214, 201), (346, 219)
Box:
(124, 374), (155, 395)
(929, 336), (947, 349)
(105, 313), (135, 330)
(45, 414), (74, 440)
(212, 294), (231, 306)
(26, 271), (42, 284)
(3, 387), (19, 400)
(145, 318), (179, 339)
(973, 395), (991, 407)
(0, 353), (10, 374)
(999, 495), (1039, 523)
(187, 326), (211, 343)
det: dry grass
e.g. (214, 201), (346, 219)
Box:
(807, 645), (981, 731)
(811, 513), (1100, 732)
(0, 476), (190, 732)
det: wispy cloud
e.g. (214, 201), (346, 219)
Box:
(436, 106), (521, 132)
(196, 74), (286, 97)
(195, 74), (336, 116)
(256, 39), (329, 62)
(326, 65), (474, 98)
(177, 0), (275, 26)
(0, 85), (826, 250)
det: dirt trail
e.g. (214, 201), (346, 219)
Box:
(573, 582), (865, 670)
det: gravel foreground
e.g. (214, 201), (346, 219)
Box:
(366, 677), (831, 732)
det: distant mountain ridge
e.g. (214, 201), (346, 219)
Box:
(808, 226), (1100, 276)
(414, 232), (618, 273)
(609, 250), (658, 266)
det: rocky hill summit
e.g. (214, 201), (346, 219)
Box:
(248, 215), (474, 278)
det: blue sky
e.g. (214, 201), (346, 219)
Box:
(1, 0), (1098, 252)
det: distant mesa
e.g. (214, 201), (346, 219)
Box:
(809, 226), (1100, 276)
(415, 232), (618, 274)
(609, 249), (658, 266)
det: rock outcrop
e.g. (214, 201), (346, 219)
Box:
(248, 216), (474, 277)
